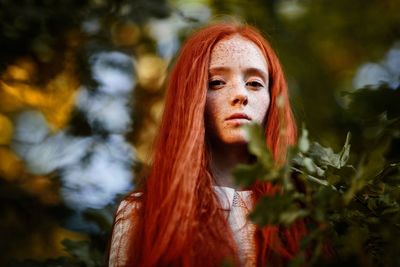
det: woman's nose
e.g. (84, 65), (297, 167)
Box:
(230, 82), (248, 106)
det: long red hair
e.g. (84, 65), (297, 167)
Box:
(119, 22), (306, 267)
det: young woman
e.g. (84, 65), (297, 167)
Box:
(108, 22), (307, 267)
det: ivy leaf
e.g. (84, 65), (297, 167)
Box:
(233, 123), (281, 186)
(308, 132), (351, 170)
(233, 162), (266, 187)
(249, 193), (307, 226)
(339, 132), (351, 167)
(243, 123), (274, 168)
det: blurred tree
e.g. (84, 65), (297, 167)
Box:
(0, 0), (171, 266)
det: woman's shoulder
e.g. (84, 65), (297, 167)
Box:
(115, 191), (143, 220)
(109, 191), (143, 266)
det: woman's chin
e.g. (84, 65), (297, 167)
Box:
(220, 132), (249, 145)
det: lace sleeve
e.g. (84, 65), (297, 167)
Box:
(108, 193), (142, 267)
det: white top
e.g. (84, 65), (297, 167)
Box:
(109, 186), (257, 267)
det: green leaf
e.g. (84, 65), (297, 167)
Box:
(280, 209), (309, 225)
(339, 132), (351, 167)
(232, 162), (266, 187)
(300, 132), (352, 171)
(249, 193), (307, 226)
(243, 123), (274, 167)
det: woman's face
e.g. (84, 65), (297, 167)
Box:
(205, 35), (270, 145)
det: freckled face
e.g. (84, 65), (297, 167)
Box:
(205, 35), (270, 145)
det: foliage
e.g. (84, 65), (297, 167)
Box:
(235, 85), (400, 267)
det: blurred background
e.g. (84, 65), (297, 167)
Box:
(0, 0), (399, 266)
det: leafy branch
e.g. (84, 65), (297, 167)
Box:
(234, 86), (400, 267)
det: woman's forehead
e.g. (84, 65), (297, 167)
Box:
(209, 35), (268, 71)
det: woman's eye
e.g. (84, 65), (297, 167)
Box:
(208, 80), (225, 88)
(246, 81), (264, 89)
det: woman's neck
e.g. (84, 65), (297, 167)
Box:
(209, 142), (251, 190)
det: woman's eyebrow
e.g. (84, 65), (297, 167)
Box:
(245, 68), (268, 83)
(208, 66), (230, 74)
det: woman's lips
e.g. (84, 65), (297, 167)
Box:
(225, 113), (251, 121)
(225, 113), (251, 125)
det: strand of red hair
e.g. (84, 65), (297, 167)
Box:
(118, 22), (307, 267)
